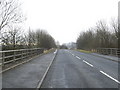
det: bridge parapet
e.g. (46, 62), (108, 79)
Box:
(0, 48), (44, 66)
(92, 48), (119, 56)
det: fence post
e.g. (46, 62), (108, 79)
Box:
(13, 51), (16, 62)
(110, 49), (112, 55)
(21, 50), (23, 60)
(116, 49), (118, 56)
(27, 49), (29, 58)
(2, 52), (5, 66)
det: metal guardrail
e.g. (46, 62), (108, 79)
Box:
(0, 48), (44, 66)
(92, 48), (120, 56)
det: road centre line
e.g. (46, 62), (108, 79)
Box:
(100, 70), (120, 84)
(68, 50), (120, 85)
(76, 56), (81, 59)
(68, 51), (93, 67)
(72, 54), (74, 56)
(83, 60), (93, 67)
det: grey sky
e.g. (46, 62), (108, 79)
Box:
(21, 0), (118, 45)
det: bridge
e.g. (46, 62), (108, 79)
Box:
(0, 48), (120, 88)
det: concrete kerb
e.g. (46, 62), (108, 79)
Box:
(36, 49), (58, 89)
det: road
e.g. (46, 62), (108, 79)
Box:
(41, 49), (119, 88)
(2, 49), (119, 88)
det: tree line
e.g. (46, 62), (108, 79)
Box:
(2, 27), (57, 50)
(76, 19), (119, 50)
(0, 0), (56, 50)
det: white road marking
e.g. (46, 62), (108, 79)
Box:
(76, 56), (81, 59)
(67, 51), (82, 60)
(54, 50), (57, 54)
(66, 50), (120, 85)
(100, 70), (120, 84)
(72, 54), (74, 56)
(83, 60), (93, 67)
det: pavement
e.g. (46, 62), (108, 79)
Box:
(2, 52), (56, 88)
(91, 53), (119, 62)
(41, 49), (119, 88)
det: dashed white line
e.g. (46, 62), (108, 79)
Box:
(76, 56), (81, 59)
(100, 70), (120, 84)
(66, 50), (120, 85)
(72, 54), (74, 56)
(83, 60), (93, 67)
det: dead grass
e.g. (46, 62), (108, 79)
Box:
(77, 49), (92, 53)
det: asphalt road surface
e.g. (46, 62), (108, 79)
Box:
(41, 49), (119, 88)
(2, 49), (119, 88)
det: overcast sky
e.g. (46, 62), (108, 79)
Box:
(21, 0), (119, 45)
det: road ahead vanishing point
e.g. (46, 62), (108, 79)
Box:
(2, 49), (119, 88)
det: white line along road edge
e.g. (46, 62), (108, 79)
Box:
(100, 70), (120, 84)
(36, 49), (58, 89)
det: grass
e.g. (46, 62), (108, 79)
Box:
(77, 49), (92, 53)
(44, 48), (56, 54)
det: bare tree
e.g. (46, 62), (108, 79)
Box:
(111, 18), (118, 39)
(76, 19), (118, 49)
(2, 26), (24, 50)
(35, 29), (56, 49)
(27, 28), (36, 48)
(95, 20), (111, 48)
(0, 0), (24, 31)
(76, 29), (95, 50)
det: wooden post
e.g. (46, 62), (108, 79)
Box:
(13, 51), (16, 62)
(2, 52), (5, 66)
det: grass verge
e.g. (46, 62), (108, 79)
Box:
(77, 49), (92, 53)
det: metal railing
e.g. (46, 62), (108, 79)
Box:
(92, 48), (120, 56)
(0, 48), (44, 66)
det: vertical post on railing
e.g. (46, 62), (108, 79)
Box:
(116, 49), (118, 56)
(36, 49), (37, 55)
(35, 49), (36, 55)
(31, 49), (33, 57)
(37, 49), (39, 55)
(27, 49), (29, 58)
(110, 48), (112, 55)
(13, 51), (16, 62)
(2, 52), (5, 66)
(21, 50), (23, 60)
(30, 49), (31, 57)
